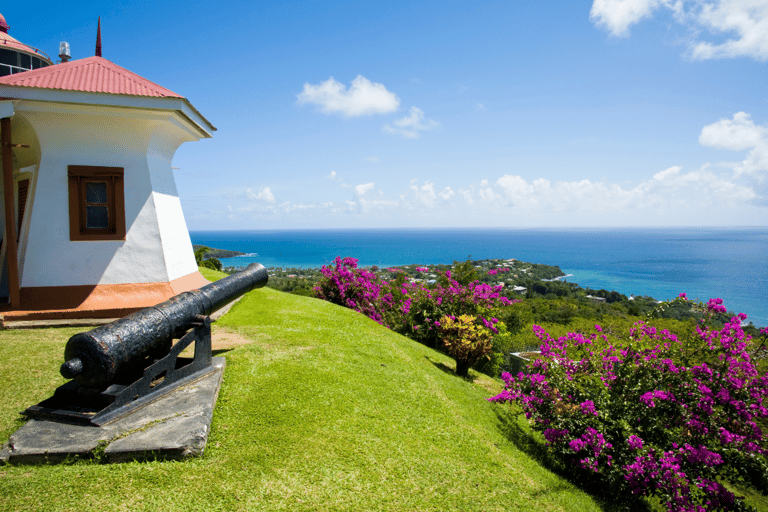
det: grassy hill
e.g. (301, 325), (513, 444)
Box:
(0, 278), (630, 511)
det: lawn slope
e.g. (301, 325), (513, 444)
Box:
(0, 287), (604, 512)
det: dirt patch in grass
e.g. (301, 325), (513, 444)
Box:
(177, 326), (255, 357)
(211, 327), (255, 351)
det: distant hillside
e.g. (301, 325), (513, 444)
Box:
(192, 245), (245, 259)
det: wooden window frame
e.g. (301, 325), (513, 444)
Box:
(67, 165), (126, 241)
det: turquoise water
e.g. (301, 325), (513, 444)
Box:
(190, 227), (767, 327)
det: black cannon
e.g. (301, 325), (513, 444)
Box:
(24, 263), (268, 426)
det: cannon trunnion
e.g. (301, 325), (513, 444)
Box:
(24, 263), (268, 426)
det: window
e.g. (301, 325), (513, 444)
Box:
(17, 178), (28, 242)
(67, 166), (125, 241)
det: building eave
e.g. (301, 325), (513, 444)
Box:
(0, 85), (215, 138)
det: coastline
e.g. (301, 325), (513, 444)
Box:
(192, 228), (768, 327)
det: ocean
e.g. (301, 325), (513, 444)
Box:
(190, 227), (768, 327)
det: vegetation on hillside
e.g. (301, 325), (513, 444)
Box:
(220, 257), (761, 331)
(307, 258), (768, 511)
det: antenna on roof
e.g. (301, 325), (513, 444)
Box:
(59, 42), (71, 63)
(95, 16), (102, 57)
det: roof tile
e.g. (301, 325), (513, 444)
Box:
(0, 56), (183, 98)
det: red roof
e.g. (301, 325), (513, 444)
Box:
(0, 56), (183, 98)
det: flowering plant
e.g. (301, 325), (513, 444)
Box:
(383, 269), (515, 349)
(314, 257), (519, 374)
(490, 296), (768, 511)
(437, 314), (495, 376)
(313, 257), (392, 325)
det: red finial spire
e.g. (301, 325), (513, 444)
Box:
(95, 16), (102, 57)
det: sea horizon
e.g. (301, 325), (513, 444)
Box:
(191, 227), (768, 327)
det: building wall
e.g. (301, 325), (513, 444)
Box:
(14, 102), (200, 288)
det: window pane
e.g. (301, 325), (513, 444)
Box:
(86, 205), (109, 229)
(86, 182), (108, 204)
(0, 49), (16, 66)
(20, 53), (30, 69)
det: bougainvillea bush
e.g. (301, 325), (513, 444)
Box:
(385, 268), (517, 349)
(313, 256), (393, 325)
(489, 296), (768, 511)
(313, 257), (518, 374)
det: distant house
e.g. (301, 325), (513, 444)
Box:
(586, 295), (607, 303)
(512, 286), (526, 295)
(0, 13), (215, 322)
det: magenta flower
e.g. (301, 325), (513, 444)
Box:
(580, 400), (598, 416)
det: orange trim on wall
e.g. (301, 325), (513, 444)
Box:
(169, 270), (210, 295)
(1, 271), (211, 322)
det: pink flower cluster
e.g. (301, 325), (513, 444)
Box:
(313, 257), (390, 325)
(314, 257), (518, 350)
(489, 296), (768, 511)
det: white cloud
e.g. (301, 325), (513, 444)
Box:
(699, 112), (768, 177)
(653, 165), (683, 180)
(246, 186), (275, 203)
(479, 188), (497, 202)
(355, 182), (375, 196)
(383, 106), (439, 138)
(688, 0), (768, 60)
(363, 156), (380, 163)
(410, 180), (438, 207)
(590, 0), (663, 37)
(297, 75), (400, 117)
(327, 170), (351, 187)
(590, 0), (768, 61)
(439, 186), (455, 200)
(496, 175), (535, 207)
(495, 166), (757, 213)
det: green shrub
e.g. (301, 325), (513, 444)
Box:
(437, 314), (494, 376)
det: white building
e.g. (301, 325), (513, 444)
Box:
(0, 14), (214, 322)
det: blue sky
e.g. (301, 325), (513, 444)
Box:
(7, 1), (768, 229)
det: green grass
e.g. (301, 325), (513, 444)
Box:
(33, 276), (768, 510)
(199, 266), (230, 282)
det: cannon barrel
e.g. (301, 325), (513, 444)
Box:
(60, 263), (268, 388)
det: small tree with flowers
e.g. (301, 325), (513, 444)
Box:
(437, 314), (494, 376)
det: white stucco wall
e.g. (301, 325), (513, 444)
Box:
(147, 123), (198, 281)
(14, 102), (202, 288)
